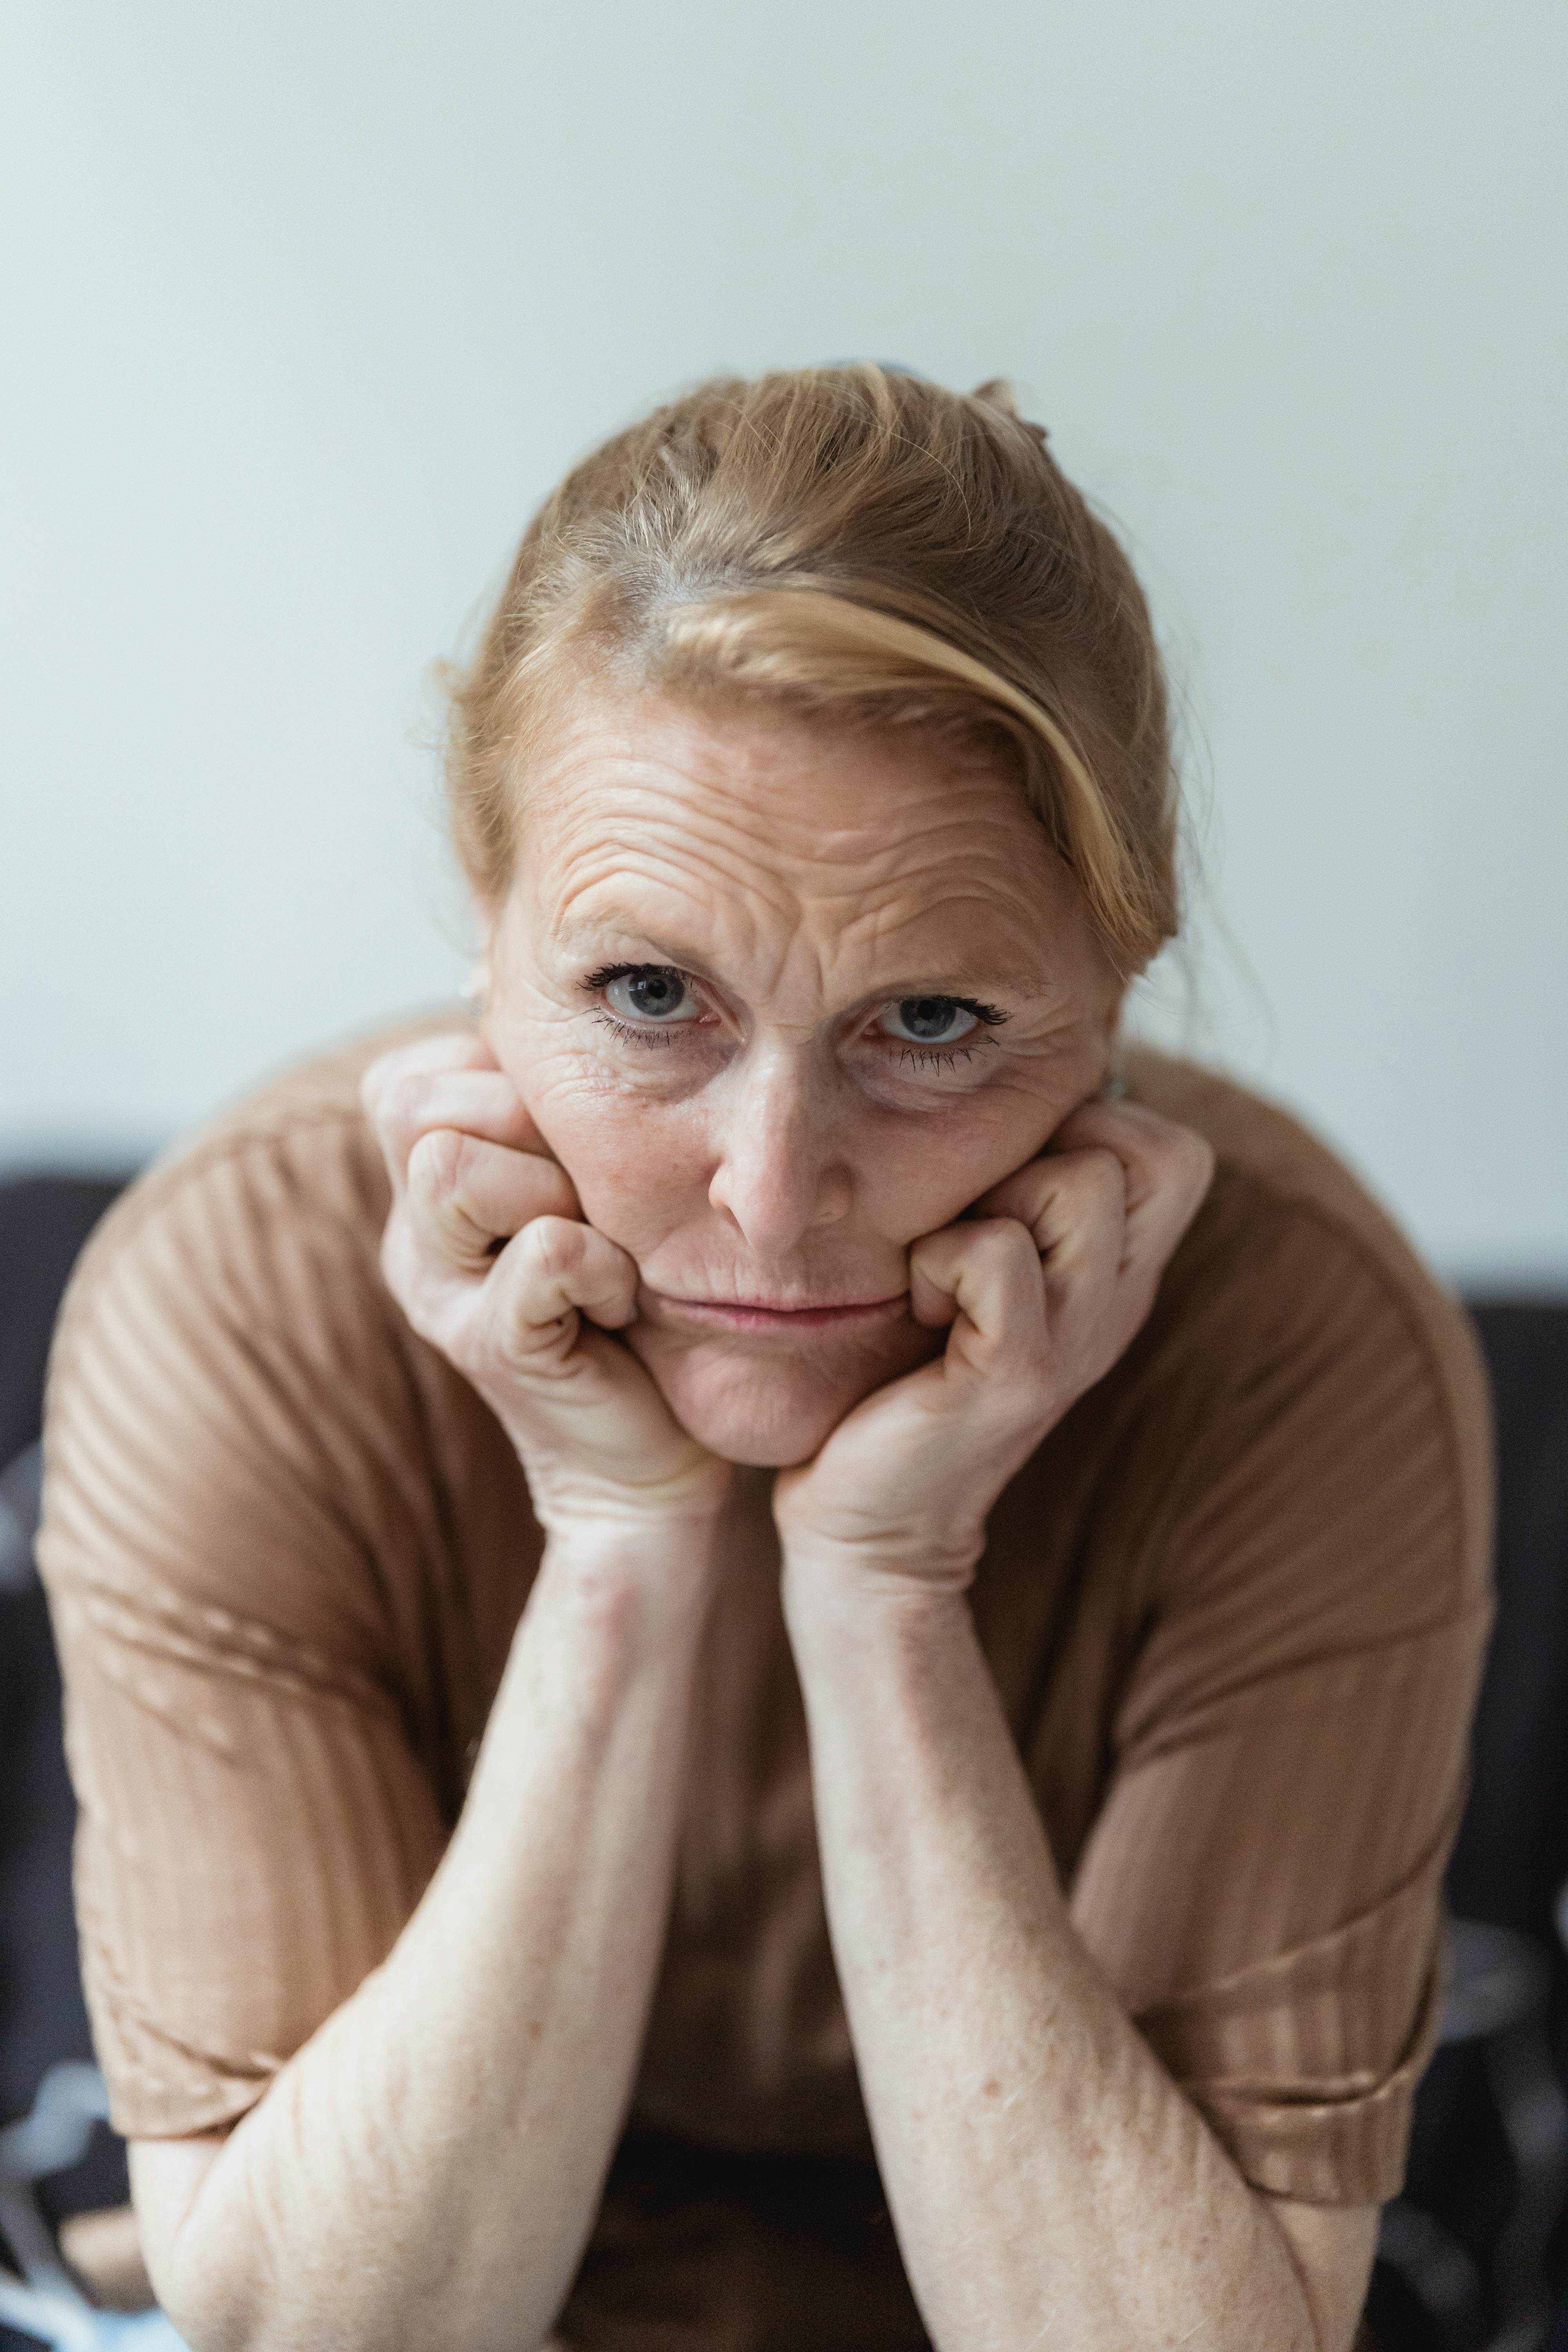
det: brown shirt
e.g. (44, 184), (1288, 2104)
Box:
(38, 1022), (1494, 2350)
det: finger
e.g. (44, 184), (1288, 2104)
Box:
(361, 1029), (498, 1122)
(973, 1148), (1127, 1299)
(486, 1216), (641, 1348)
(405, 1130), (581, 1272)
(908, 1218), (1047, 1376)
(382, 1070), (547, 1181)
(363, 1031), (499, 1192)
(1048, 1100), (1214, 1274)
(368, 1061), (550, 1196)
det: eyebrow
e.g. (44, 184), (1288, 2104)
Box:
(559, 920), (1057, 1005)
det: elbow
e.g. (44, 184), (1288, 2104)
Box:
(129, 2136), (276, 2352)
(142, 2215), (265, 2352)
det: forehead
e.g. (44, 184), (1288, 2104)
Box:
(518, 687), (1099, 986)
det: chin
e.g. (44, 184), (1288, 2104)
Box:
(652, 1353), (854, 1468)
(630, 1325), (933, 1469)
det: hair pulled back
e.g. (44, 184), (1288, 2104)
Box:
(445, 365), (1179, 972)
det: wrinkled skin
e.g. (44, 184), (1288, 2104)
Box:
(366, 687), (1213, 1581)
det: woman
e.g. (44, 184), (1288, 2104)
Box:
(40, 367), (1492, 2352)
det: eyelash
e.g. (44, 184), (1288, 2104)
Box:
(583, 964), (652, 991)
(591, 1010), (680, 1050)
(580, 964), (1008, 1065)
(894, 1042), (992, 1073)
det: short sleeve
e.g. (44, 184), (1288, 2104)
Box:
(1064, 1187), (1494, 2205)
(37, 1110), (475, 2139)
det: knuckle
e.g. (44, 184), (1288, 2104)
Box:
(1077, 1145), (1127, 1196)
(1153, 1126), (1216, 1203)
(918, 1221), (1006, 1290)
(361, 1041), (424, 1103)
(505, 1214), (592, 1308)
(377, 1070), (437, 1154)
(361, 1038), (470, 1123)
(406, 1124), (471, 1201)
(1181, 1131), (1218, 1189)
(973, 1215), (1031, 1263)
(523, 1214), (588, 1282)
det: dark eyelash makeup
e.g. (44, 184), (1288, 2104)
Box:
(581, 966), (1010, 1030)
(896, 1044), (992, 1072)
(581, 962), (660, 995)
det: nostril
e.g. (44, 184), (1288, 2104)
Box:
(810, 1168), (855, 1228)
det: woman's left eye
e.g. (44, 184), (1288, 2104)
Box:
(877, 996), (983, 1047)
(598, 965), (702, 1024)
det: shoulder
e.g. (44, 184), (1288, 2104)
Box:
(40, 1011), (485, 1636)
(1117, 1049), (1493, 1624)
(1128, 1044), (1461, 1319)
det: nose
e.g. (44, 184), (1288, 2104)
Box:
(707, 1047), (853, 1254)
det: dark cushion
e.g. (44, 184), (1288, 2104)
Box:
(0, 1178), (127, 1466)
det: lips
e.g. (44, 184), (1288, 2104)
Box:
(645, 1290), (908, 1334)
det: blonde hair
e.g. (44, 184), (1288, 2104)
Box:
(445, 365), (1179, 972)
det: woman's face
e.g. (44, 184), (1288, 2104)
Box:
(483, 687), (1121, 1467)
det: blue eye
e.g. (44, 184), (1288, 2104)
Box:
(603, 967), (700, 1024)
(880, 996), (982, 1045)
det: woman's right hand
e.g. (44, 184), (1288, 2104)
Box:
(363, 1031), (731, 1537)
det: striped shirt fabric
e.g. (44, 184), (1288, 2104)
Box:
(36, 1024), (1494, 2350)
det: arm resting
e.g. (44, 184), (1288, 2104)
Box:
(130, 1529), (717, 2352)
(784, 1565), (1378, 2352)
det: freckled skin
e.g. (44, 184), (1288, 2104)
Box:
(482, 689), (1122, 1467)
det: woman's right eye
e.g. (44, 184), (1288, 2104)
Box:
(601, 967), (702, 1025)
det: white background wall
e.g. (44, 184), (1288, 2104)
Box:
(3, 1), (1563, 1286)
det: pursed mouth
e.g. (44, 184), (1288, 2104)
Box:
(643, 1290), (909, 1334)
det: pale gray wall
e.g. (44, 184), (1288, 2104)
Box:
(3, 0), (1564, 1284)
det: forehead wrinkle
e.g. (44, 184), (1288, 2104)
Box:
(815, 880), (1057, 999)
(553, 862), (1065, 1025)
(540, 775), (1052, 908)
(537, 812), (803, 943)
(546, 810), (1053, 949)
(533, 728), (1040, 876)
(534, 802), (1040, 979)
(525, 726), (1083, 1013)
(543, 793), (1010, 902)
(558, 878), (795, 1002)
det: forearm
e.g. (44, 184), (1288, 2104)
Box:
(782, 1563), (1318, 2352)
(149, 1525), (719, 2352)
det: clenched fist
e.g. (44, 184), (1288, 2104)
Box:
(362, 1031), (731, 1537)
(774, 1098), (1214, 1592)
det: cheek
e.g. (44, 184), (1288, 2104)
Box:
(513, 1053), (711, 1256)
(855, 1083), (1065, 1242)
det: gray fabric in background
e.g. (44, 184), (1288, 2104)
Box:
(0, 1446), (42, 1593)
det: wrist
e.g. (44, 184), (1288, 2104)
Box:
(539, 1513), (727, 1628)
(780, 1545), (972, 1662)
(772, 1481), (985, 1601)
(522, 1454), (733, 1544)
(776, 1525), (982, 1602)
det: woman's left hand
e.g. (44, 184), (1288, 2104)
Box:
(773, 1099), (1215, 1592)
